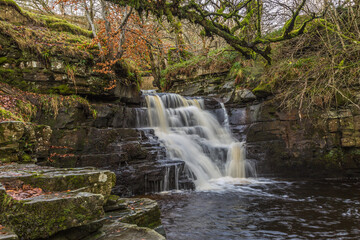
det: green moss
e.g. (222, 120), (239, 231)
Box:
(26, 12), (92, 37)
(252, 80), (274, 97)
(0, 68), (15, 74)
(323, 148), (344, 169)
(48, 22), (92, 38)
(0, 0), (23, 13)
(50, 84), (73, 95)
(16, 100), (37, 122)
(0, 107), (23, 121)
(21, 153), (33, 162)
(0, 57), (8, 65)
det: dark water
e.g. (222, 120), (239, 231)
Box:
(152, 178), (360, 240)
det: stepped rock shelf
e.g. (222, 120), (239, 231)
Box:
(0, 164), (164, 240)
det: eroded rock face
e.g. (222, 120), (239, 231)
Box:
(169, 72), (234, 99)
(47, 126), (193, 196)
(227, 102), (360, 178)
(0, 165), (165, 240)
(0, 122), (52, 163)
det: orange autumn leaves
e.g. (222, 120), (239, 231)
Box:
(93, 5), (160, 73)
(2, 180), (73, 201)
(55, 0), (161, 84)
(5, 184), (44, 201)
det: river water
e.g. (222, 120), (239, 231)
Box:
(152, 178), (360, 240)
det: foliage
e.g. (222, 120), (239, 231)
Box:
(111, 0), (326, 63)
(252, 9), (360, 113)
(54, 0), (162, 89)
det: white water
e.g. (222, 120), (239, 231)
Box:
(144, 93), (249, 190)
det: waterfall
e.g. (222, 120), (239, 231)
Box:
(142, 93), (249, 190)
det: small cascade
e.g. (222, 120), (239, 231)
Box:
(163, 166), (170, 191)
(220, 102), (230, 130)
(174, 164), (180, 190)
(140, 92), (254, 190)
(226, 142), (246, 178)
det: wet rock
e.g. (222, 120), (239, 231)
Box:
(48, 127), (193, 196)
(0, 191), (104, 240)
(105, 197), (161, 229)
(84, 221), (165, 240)
(48, 219), (105, 240)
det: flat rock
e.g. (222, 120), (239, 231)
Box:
(105, 197), (161, 229)
(0, 190), (104, 240)
(84, 221), (165, 240)
(0, 163), (115, 199)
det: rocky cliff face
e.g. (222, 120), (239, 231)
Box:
(228, 102), (360, 178)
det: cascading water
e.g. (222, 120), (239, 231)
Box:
(142, 92), (251, 190)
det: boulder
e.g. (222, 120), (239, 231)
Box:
(233, 88), (256, 103)
(0, 191), (104, 240)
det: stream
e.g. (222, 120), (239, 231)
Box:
(153, 179), (360, 240)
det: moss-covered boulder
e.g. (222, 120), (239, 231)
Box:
(0, 190), (104, 239)
(0, 164), (116, 200)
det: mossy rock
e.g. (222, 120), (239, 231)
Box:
(0, 122), (48, 163)
(0, 190), (104, 239)
(0, 164), (116, 200)
(48, 22), (92, 38)
(0, 0), (35, 24)
(0, 122), (26, 145)
(252, 81), (274, 97)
